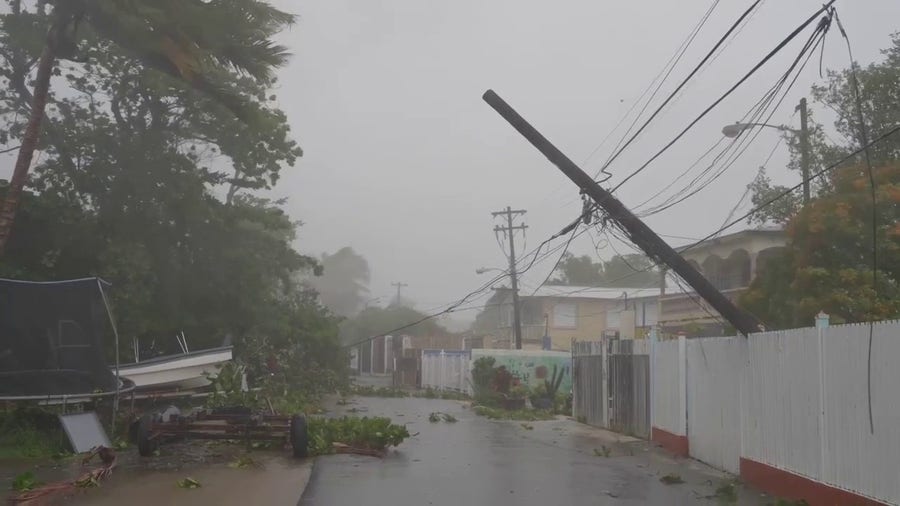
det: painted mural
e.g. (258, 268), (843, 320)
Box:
(470, 349), (572, 393)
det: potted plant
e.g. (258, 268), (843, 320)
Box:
(530, 364), (564, 411)
(504, 382), (529, 411)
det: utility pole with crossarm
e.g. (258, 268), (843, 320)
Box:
(492, 206), (527, 349)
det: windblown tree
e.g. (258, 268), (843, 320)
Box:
(548, 252), (659, 288)
(0, 2), (350, 395)
(741, 35), (900, 327)
(0, 0), (296, 253)
(307, 247), (371, 317)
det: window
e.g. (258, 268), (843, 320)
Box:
(606, 309), (621, 330)
(552, 302), (577, 329)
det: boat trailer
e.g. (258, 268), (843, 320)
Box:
(132, 407), (308, 458)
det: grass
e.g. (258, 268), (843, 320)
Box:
(0, 408), (69, 459)
(472, 405), (555, 421)
(715, 481), (737, 503)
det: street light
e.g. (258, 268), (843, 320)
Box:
(721, 122), (799, 138)
(475, 267), (506, 275)
(721, 98), (812, 203)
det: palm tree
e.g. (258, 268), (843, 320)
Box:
(0, 0), (295, 253)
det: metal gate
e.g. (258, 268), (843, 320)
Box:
(572, 338), (650, 438)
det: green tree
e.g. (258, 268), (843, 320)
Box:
(740, 163), (900, 327)
(339, 305), (447, 346)
(549, 252), (659, 288)
(0, 0), (294, 253)
(307, 247), (371, 317)
(748, 32), (900, 226)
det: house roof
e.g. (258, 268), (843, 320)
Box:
(524, 284), (687, 301)
(673, 226), (785, 253)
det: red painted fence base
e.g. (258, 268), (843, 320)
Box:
(739, 458), (887, 506)
(650, 426), (689, 458)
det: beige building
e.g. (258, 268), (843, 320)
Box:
(659, 227), (786, 336)
(489, 286), (662, 351)
(481, 227), (787, 345)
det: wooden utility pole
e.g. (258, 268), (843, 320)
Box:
(483, 89), (762, 336)
(391, 282), (408, 306)
(492, 206), (527, 349)
(798, 97), (811, 203)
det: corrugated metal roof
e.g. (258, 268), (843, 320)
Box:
(525, 284), (687, 300)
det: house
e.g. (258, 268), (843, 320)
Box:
(658, 226), (787, 336)
(486, 285), (665, 351)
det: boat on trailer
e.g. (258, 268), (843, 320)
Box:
(116, 333), (233, 391)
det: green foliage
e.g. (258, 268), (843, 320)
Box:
(177, 477), (202, 489)
(205, 362), (259, 410)
(593, 446), (611, 458)
(470, 356), (499, 405)
(544, 364), (564, 399)
(741, 163), (900, 327)
(306, 416), (410, 455)
(472, 405), (554, 421)
(659, 473), (684, 485)
(0, 2), (347, 408)
(428, 412), (457, 423)
(549, 253), (659, 287)
(0, 406), (67, 459)
(415, 388), (470, 400)
(307, 247), (371, 317)
(339, 305), (447, 345)
(350, 385), (410, 398)
(714, 481), (738, 504)
(10, 471), (41, 492)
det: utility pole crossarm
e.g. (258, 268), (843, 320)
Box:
(492, 205), (526, 349)
(482, 89), (762, 336)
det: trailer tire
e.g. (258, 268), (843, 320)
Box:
(137, 415), (158, 457)
(290, 415), (308, 458)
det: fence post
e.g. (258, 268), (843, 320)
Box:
(439, 350), (446, 391)
(601, 336), (609, 428)
(817, 324), (828, 480)
(649, 327), (657, 430)
(678, 335), (687, 437)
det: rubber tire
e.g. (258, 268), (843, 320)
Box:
(290, 415), (309, 458)
(137, 415), (158, 457)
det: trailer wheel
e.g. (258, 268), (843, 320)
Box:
(290, 415), (308, 458)
(137, 415), (158, 457)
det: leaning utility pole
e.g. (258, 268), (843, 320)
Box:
(483, 90), (762, 336)
(493, 206), (527, 349)
(797, 97), (811, 203)
(391, 282), (408, 306)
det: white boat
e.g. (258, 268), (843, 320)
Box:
(116, 346), (233, 391)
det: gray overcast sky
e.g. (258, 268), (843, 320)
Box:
(270, 0), (900, 323)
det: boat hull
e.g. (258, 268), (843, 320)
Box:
(116, 347), (233, 391)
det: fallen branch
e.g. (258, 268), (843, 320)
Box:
(9, 446), (117, 504)
(332, 442), (386, 458)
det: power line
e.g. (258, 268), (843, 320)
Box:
(590, 0), (725, 181)
(611, 2), (836, 193)
(592, 0), (764, 182)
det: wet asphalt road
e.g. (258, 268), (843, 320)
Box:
(299, 396), (763, 506)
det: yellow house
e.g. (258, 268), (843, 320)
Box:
(487, 286), (663, 351)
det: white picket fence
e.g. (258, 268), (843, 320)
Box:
(651, 320), (900, 505)
(420, 349), (471, 393)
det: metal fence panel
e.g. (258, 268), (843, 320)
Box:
(573, 354), (605, 426)
(686, 337), (744, 474)
(821, 321), (900, 504)
(420, 350), (470, 393)
(651, 337), (685, 436)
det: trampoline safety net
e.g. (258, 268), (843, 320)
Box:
(0, 278), (118, 396)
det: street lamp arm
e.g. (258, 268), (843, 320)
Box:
(721, 122), (799, 138)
